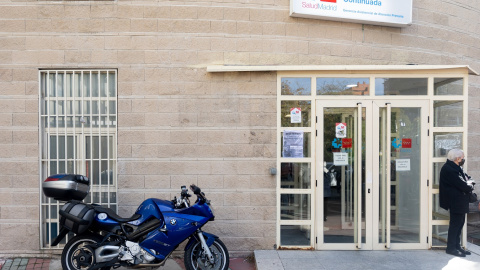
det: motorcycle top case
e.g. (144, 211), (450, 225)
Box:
(42, 174), (90, 201)
(59, 200), (95, 234)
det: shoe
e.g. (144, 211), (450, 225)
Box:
(446, 249), (466, 257)
(457, 248), (471, 255)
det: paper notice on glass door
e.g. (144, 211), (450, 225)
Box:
(396, 159), (411, 171)
(282, 130), (304, 158)
(333, 152), (348, 166)
(336, 123), (347, 138)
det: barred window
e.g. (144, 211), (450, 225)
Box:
(39, 70), (117, 248)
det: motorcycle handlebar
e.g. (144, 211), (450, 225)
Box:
(190, 184), (206, 201)
(189, 184), (200, 194)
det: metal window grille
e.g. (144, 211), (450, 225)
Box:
(39, 70), (118, 249)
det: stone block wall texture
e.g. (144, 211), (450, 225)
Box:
(0, 0), (479, 255)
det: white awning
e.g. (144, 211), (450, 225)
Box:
(206, 65), (479, 75)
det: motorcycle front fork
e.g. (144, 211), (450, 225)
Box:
(197, 231), (215, 264)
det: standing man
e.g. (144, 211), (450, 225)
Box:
(440, 149), (474, 257)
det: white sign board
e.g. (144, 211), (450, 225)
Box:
(333, 152), (349, 166)
(396, 159), (411, 171)
(290, 0), (412, 27)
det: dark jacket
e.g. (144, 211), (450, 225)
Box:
(439, 159), (472, 214)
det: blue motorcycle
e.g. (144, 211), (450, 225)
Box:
(42, 174), (229, 270)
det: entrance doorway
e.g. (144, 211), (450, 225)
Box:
(316, 100), (429, 250)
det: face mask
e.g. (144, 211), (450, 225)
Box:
(459, 159), (465, 166)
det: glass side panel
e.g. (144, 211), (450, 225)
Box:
(281, 100), (311, 127)
(316, 78), (370, 96)
(432, 225), (449, 247)
(281, 225), (311, 246)
(434, 78), (463, 95)
(323, 107), (365, 244)
(433, 162), (445, 188)
(432, 193), (449, 220)
(433, 132), (463, 157)
(434, 101), (463, 127)
(281, 163), (311, 189)
(281, 78), (311, 95)
(280, 194), (311, 220)
(375, 78), (428, 95)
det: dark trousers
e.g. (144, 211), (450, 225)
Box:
(447, 212), (465, 251)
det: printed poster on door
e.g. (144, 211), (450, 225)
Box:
(290, 107), (302, 124)
(282, 130), (304, 158)
(336, 123), (347, 138)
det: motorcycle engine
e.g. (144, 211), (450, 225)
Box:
(119, 241), (156, 264)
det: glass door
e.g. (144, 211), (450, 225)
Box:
(373, 100), (429, 250)
(316, 100), (428, 250)
(316, 100), (373, 250)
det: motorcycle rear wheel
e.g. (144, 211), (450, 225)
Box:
(184, 238), (229, 270)
(61, 234), (111, 270)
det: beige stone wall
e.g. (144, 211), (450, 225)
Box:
(0, 0), (479, 255)
(116, 69), (278, 254)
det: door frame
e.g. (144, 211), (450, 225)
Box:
(315, 99), (429, 250)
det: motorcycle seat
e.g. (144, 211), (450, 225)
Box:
(94, 205), (141, 223)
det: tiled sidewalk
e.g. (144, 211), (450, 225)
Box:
(0, 258), (50, 270)
(0, 257), (254, 270)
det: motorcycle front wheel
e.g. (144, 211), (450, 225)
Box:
(61, 234), (111, 270)
(184, 238), (229, 270)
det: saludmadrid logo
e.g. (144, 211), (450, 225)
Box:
(302, 1), (338, 11)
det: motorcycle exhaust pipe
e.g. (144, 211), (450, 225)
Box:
(95, 245), (121, 263)
(131, 261), (166, 269)
(131, 250), (172, 268)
